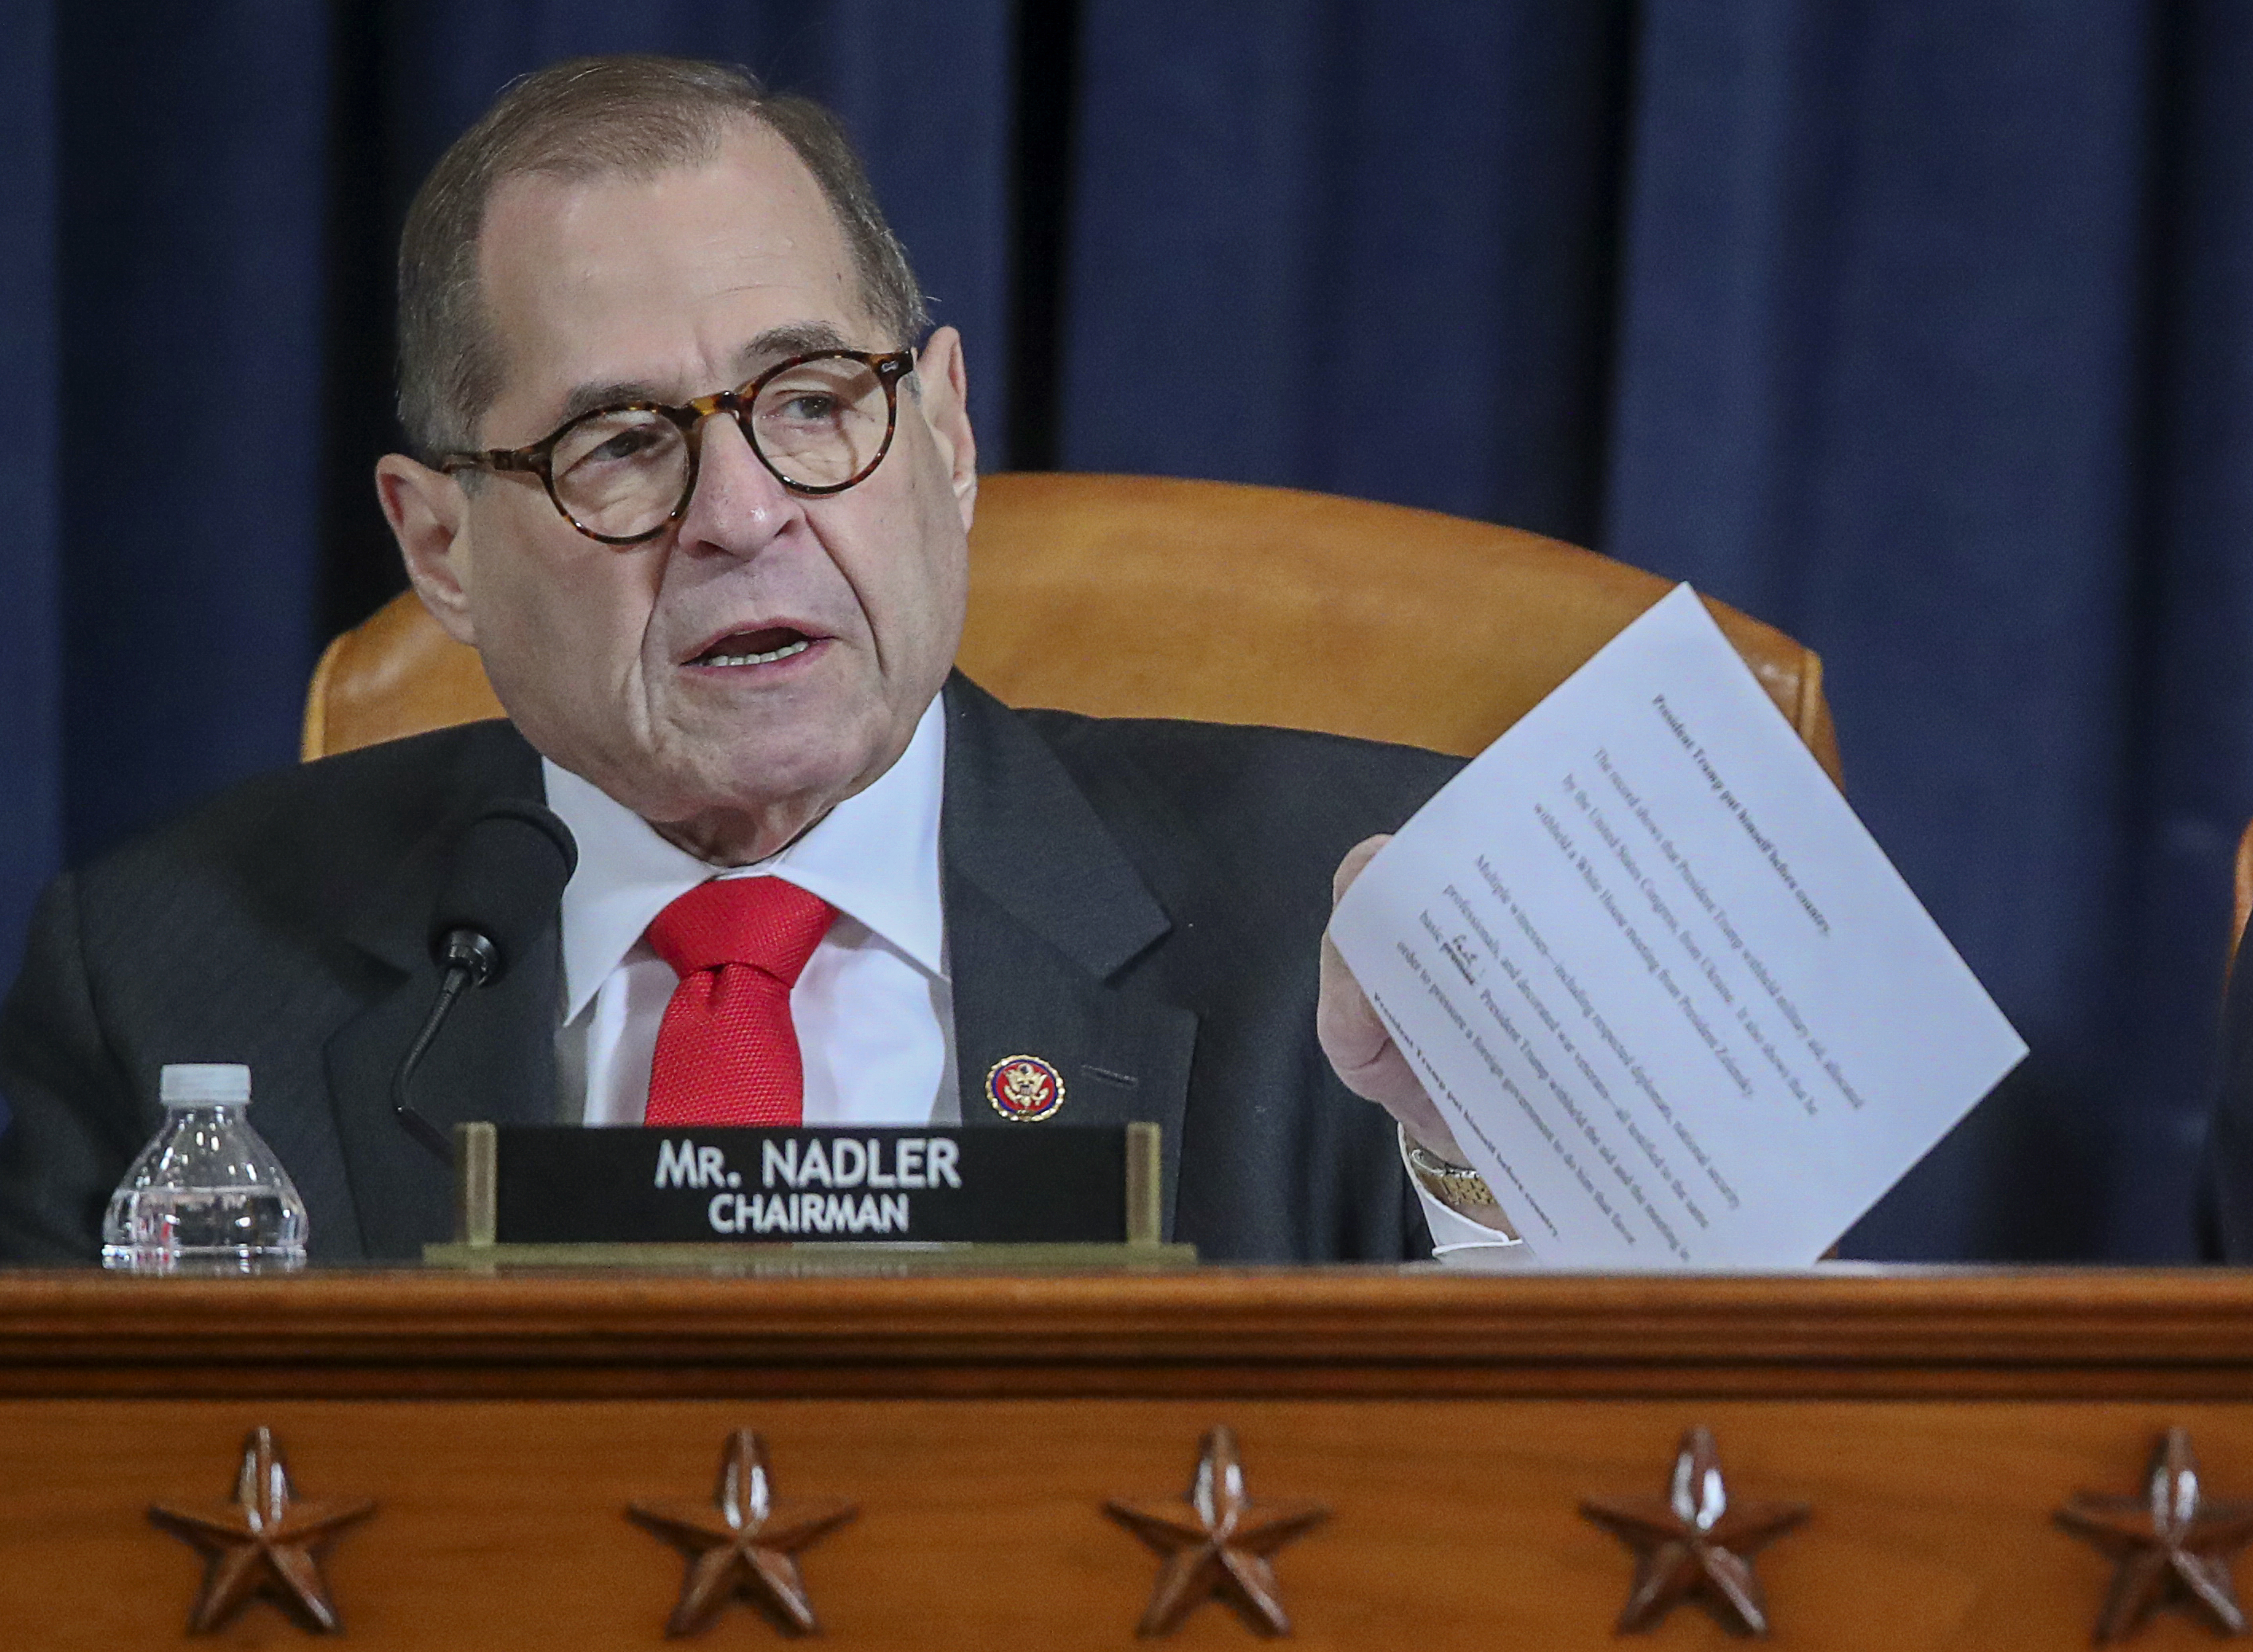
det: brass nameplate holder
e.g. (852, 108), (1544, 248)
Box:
(427, 1120), (1191, 1269)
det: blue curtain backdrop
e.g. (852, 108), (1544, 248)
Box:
(2, 0), (2250, 1261)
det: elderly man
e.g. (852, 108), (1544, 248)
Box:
(0, 57), (1508, 1262)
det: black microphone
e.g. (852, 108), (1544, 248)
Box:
(392, 800), (579, 1160)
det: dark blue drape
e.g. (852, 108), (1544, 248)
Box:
(0, 0), (57, 998)
(5, 0), (2251, 1262)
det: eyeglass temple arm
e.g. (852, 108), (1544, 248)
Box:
(441, 448), (544, 476)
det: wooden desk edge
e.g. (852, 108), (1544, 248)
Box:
(0, 1265), (2247, 1399)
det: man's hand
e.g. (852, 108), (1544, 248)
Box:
(1316, 834), (1470, 1164)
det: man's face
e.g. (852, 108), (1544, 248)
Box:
(392, 121), (975, 861)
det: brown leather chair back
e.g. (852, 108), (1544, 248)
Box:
(303, 472), (1842, 781)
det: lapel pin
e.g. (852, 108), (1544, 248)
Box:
(987, 1054), (1066, 1121)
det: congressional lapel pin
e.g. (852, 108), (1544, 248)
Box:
(986, 1054), (1066, 1121)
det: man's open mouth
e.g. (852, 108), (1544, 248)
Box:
(689, 626), (816, 667)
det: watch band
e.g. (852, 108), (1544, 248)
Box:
(1401, 1132), (1499, 1213)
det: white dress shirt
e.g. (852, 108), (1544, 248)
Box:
(539, 693), (1512, 1256)
(548, 696), (956, 1128)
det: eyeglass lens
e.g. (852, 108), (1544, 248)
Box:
(548, 356), (894, 539)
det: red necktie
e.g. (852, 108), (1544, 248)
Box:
(642, 877), (837, 1127)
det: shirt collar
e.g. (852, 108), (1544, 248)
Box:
(544, 694), (948, 1022)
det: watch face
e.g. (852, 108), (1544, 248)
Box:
(985, 1054), (1066, 1121)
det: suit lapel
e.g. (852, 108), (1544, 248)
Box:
(940, 677), (1199, 1238)
(322, 726), (561, 1258)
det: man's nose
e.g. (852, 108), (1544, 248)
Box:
(674, 411), (802, 556)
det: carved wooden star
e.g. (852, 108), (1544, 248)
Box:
(1580, 1425), (1810, 1636)
(629, 1430), (856, 1637)
(2055, 1426), (2253, 1642)
(147, 1426), (375, 1634)
(1105, 1424), (1330, 1637)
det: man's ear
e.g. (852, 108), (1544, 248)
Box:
(375, 453), (478, 646)
(913, 325), (978, 532)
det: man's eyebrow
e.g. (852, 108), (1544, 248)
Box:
(552, 380), (665, 426)
(544, 324), (862, 431)
(731, 322), (854, 374)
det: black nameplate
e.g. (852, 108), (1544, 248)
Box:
(476, 1125), (1144, 1246)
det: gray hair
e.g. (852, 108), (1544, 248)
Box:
(395, 54), (929, 460)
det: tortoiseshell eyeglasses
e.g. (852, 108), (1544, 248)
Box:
(440, 348), (917, 546)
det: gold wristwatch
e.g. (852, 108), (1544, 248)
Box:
(1401, 1128), (1517, 1237)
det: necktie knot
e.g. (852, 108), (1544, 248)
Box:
(646, 877), (836, 987)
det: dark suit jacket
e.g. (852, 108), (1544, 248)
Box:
(0, 676), (1459, 1264)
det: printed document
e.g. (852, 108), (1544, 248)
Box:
(1329, 584), (2026, 1267)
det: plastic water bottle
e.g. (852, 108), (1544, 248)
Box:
(100, 1065), (308, 1273)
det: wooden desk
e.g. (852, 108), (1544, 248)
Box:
(3, 1265), (2251, 1646)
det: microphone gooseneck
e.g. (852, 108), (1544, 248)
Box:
(391, 969), (477, 1159)
(391, 801), (579, 1161)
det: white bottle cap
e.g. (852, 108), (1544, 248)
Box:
(159, 1064), (252, 1107)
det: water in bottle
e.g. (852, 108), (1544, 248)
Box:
(100, 1064), (308, 1273)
